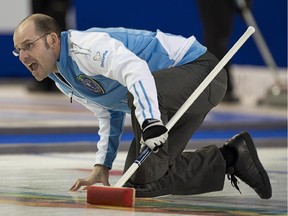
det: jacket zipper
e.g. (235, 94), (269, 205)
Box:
(53, 68), (108, 109)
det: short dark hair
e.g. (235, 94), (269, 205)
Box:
(21, 13), (62, 37)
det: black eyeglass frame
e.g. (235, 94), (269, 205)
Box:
(12, 33), (51, 57)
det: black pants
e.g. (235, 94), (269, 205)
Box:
(125, 51), (228, 195)
(196, 0), (253, 95)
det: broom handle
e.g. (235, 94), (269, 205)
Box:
(114, 26), (255, 188)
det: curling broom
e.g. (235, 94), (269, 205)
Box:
(87, 26), (255, 207)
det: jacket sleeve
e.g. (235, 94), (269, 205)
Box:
(69, 31), (162, 127)
(73, 98), (126, 169)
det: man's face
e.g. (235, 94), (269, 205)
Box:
(13, 20), (57, 81)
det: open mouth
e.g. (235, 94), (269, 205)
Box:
(28, 63), (38, 71)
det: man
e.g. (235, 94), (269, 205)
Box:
(13, 14), (271, 199)
(27, 0), (71, 92)
(196, 0), (253, 103)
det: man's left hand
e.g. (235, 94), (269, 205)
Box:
(142, 118), (168, 153)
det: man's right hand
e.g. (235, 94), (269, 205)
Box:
(69, 164), (110, 191)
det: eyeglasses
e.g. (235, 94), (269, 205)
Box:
(12, 33), (50, 57)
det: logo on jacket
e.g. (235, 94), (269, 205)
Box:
(93, 50), (108, 68)
(93, 52), (101, 61)
(77, 74), (105, 94)
(100, 50), (108, 68)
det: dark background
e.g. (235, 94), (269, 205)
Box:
(1, 0), (286, 77)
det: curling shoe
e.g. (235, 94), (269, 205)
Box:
(224, 131), (272, 199)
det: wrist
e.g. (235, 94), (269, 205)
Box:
(142, 118), (162, 130)
(94, 164), (109, 170)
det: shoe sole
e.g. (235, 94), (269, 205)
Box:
(241, 131), (272, 199)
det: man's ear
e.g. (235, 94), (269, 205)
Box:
(48, 33), (59, 48)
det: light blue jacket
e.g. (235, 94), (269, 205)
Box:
(49, 27), (207, 168)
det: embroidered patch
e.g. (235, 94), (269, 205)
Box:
(77, 74), (105, 94)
